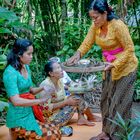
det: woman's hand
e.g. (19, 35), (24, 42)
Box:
(39, 97), (49, 104)
(104, 62), (114, 71)
(65, 96), (80, 106)
(65, 51), (81, 66)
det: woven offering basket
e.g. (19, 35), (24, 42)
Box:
(62, 59), (105, 94)
(61, 59), (105, 73)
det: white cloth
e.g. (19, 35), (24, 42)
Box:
(62, 71), (72, 85)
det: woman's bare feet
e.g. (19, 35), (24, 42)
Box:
(89, 132), (110, 140)
(87, 114), (102, 122)
(84, 108), (102, 122)
(77, 116), (95, 126)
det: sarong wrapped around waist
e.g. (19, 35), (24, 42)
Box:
(19, 93), (45, 123)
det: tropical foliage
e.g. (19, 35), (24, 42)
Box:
(0, 0), (139, 94)
(108, 110), (140, 140)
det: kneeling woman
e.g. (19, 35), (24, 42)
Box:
(39, 60), (97, 128)
(3, 39), (61, 140)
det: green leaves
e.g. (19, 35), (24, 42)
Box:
(63, 45), (70, 51)
(57, 17), (90, 61)
(85, 44), (102, 61)
(0, 7), (31, 36)
(108, 111), (140, 140)
(0, 27), (11, 34)
(0, 7), (18, 22)
(0, 101), (8, 112)
(134, 45), (140, 97)
(135, 45), (140, 58)
(0, 101), (8, 126)
(0, 54), (7, 70)
(0, 7), (18, 34)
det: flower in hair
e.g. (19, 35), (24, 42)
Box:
(108, 6), (113, 11)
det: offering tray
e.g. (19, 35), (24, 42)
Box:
(67, 78), (99, 94)
(68, 87), (94, 94)
(61, 59), (105, 73)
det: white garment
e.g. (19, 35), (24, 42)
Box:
(62, 71), (72, 85)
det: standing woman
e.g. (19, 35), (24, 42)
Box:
(66, 0), (138, 139)
(3, 39), (61, 140)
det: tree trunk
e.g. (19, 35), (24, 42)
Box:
(39, 0), (57, 55)
(73, 0), (79, 21)
(60, 0), (67, 48)
(133, 0), (140, 42)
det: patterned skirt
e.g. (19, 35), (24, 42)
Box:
(49, 106), (76, 127)
(42, 94), (88, 127)
(10, 120), (61, 140)
(101, 70), (137, 140)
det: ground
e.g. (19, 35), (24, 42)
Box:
(0, 102), (140, 140)
(62, 113), (102, 140)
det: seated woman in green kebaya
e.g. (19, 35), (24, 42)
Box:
(3, 38), (61, 140)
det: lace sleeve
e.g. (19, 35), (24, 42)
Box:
(112, 20), (135, 71)
(78, 22), (96, 57)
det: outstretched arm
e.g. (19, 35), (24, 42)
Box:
(30, 87), (44, 95)
(66, 23), (96, 66)
(10, 94), (47, 107)
(52, 96), (80, 111)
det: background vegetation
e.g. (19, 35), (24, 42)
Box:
(0, 0), (140, 99)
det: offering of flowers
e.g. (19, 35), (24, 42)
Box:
(78, 59), (90, 65)
(68, 75), (97, 94)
